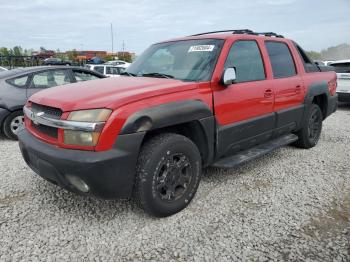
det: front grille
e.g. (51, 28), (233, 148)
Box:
(30, 103), (62, 139)
(32, 123), (58, 139)
(31, 103), (62, 120)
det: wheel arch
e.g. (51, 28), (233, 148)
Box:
(120, 100), (215, 166)
(304, 80), (330, 120)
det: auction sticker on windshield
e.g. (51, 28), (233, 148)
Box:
(188, 45), (215, 52)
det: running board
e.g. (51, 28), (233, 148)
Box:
(212, 134), (298, 169)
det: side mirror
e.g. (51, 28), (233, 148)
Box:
(222, 67), (236, 86)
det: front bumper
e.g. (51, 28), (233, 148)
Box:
(337, 92), (350, 103)
(0, 107), (10, 131)
(18, 128), (145, 199)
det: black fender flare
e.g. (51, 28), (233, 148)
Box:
(303, 80), (337, 120)
(120, 100), (213, 134)
(304, 80), (330, 104)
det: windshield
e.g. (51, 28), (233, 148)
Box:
(126, 39), (224, 81)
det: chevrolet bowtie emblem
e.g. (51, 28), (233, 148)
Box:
(32, 111), (44, 124)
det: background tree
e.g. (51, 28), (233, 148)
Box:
(67, 49), (79, 61)
(0, 47), (10, 56)
(306, 43), (350, 61)
(116, 52), (132, 62)
(305, 51), (322, 60)
(13, 46), (23, 56)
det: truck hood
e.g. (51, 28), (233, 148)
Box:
(29, 76), (198, 112)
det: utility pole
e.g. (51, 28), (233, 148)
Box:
(110, 23), (114, 54)
(122, 40), (125, 60)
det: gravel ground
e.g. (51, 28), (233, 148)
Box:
(1, 105), (350, 261)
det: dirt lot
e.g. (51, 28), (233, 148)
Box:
(0, 105), (349, 261)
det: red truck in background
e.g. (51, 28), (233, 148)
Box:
(18, 30), (337, 217)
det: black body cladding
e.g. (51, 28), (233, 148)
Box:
(120, 100), (213, 134)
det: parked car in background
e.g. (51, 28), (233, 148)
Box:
(85, 64), (126, 77)
(87, 57), (105, 64)
(43, 58), (72, 66)
(0, 66), (8, 72)
(0, 66), (105, 139)
(104, 60), (131, 67)
(329, 60), (350, 102)
(324, 60), (335, 66)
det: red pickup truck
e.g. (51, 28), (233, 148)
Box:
(18, 30), (337, 217)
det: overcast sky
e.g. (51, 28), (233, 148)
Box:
(0, 0), (349, 54)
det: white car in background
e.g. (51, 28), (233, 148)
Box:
(323, 60), (335, 66)
(330, 60), (350, 102)
(0, 66), (8, 72)
(104, 60), (131, 67)
(85, 64), (126, 77)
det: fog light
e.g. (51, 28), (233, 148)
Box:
(66, 175), (90, 193)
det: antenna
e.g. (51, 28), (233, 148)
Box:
(122, 40), (125, 60)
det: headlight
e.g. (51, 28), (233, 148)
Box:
(64, 109), (112, 146)
(67, 109), (111, 122)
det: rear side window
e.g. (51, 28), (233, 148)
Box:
(7, 75), (29, 87)
(265, 41), (296, 78)
(30, 70), (71, 88)
(224, 40), (265, 83)
(295, 44), (320, 73)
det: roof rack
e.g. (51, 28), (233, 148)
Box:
(189, 29), (284, 38)
(256, 32), (284, 38)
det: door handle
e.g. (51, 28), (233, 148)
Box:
(295, 85), (302, 93)
(264, 89), (273, 98)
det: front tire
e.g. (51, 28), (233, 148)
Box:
(3, 111), (25, 140)
(135, 133), (202, 217)
(294, 104), (323, 149)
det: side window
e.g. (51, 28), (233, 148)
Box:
(30, 70), (70, 88)
(74, 70), (100, 82)
(295, 44), (320, 73)
(7, 75), (29, 87)
(224, 40), (265, 83)
(94, 66), (104, 74)
(265, 41), (296, 78)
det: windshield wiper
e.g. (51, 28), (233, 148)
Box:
(120, 72), (137, 77)
(142, 72), (175, 79)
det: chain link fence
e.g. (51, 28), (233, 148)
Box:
(0, 56), (86, 69)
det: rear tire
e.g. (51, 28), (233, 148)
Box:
(134, 133), (202, 217)
(3, 111), (25, 140)
(294, 104), (323, 149)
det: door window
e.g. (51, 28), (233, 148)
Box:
(265, 41), (296, 78)
(30, 70), (71, 88)
(224, 40), (265, 83)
